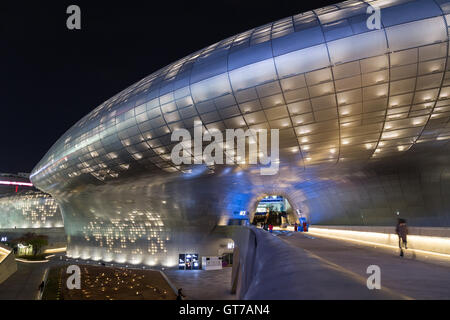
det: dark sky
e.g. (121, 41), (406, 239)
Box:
(0, 0), (338, 173)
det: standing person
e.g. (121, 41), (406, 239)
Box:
(176, 288), (186, 301)
(38, 281), (45, 292)
(263, 211), (269, 231)
(396, 218), (408, 257)
(269, 224), (273, 233)
(294, 222), (298, 232)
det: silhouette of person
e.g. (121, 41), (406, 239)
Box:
(177, 288), (186, 301)
(396, 218), (408, 257)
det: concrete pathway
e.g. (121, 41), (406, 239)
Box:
(0, 261), (49, 300)
(279, 232), (450, 299)
(3, 233), (450, 300)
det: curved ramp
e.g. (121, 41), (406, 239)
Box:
(232, 227), (408, 299)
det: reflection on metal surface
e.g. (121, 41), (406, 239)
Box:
(0, 191), (63, 229)
(0, 181), (33, 187)
(31, 0), (450, 266)
(308, 227), (450, 259)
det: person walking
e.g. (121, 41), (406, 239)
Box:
(262, 212), (268, 231)
(396, 218), (408, 257)
(269, 224), (273, 233)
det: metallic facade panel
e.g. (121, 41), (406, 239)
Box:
(0, 191), (63, 229)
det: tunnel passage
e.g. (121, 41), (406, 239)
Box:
(250, 195), (298, 227)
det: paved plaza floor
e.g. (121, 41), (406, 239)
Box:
(164, 267), (235, 300)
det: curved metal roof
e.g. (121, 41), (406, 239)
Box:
(32, 0), (450, 193)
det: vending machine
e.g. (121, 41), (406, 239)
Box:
(179, 253), (199, 270)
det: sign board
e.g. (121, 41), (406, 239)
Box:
(202, 256), (222, 270)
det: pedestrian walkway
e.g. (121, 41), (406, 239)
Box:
(279, 232), (450, 299)
(0, 261), (48, 300)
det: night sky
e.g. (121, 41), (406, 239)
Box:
(0, 0), (338, 173)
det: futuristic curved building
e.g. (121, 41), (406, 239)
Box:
(0, 173), (63, 230)
(31, 0), (450, 265)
